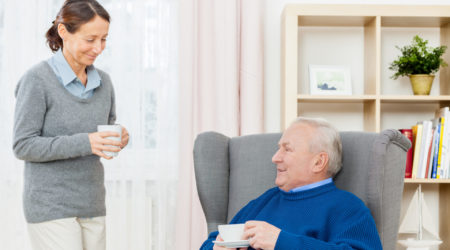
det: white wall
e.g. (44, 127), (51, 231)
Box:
(264, 0), (450, 133)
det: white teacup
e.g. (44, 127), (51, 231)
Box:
(97, 124), (122, 157)
(218, 224), (245, 242)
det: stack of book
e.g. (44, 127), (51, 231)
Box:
(400, 107), (450, 179)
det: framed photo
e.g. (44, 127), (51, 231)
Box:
(309, 65), (352, 95)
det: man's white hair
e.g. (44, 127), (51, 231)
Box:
(292, 117), (342, 177)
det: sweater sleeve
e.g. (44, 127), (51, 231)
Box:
(275, 209), (382, 250)
(12, 74), (92, 163)
(199, 231), (219, 250)
(199, 201), (255, 250)
(199, 189), (277, 249)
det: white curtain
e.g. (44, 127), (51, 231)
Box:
(176, 0), (265, 248)
(0, 0), (178, 249)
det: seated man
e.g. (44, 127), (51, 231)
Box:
(200, 117), (382, 250)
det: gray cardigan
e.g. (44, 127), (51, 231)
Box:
(13, 61), (116, 223)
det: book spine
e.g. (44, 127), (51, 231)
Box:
(437, 117), (445, 179)
(417, 122), (427, 178)
(427, 128), (437, 178)
(412, 124), (423, 179)
(431, 120), (441, 179)
(400, 129), (413, 178)
(442, 110), (450, 179)
(424, 128), (434, 179)
(445, 108), (450, 178)
(419, 121), (432, 178)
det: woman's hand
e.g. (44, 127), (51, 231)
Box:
(121, 126), (129, 149)
(88, 131), (122, 159)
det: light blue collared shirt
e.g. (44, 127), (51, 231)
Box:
(289, 178), (333, 193)
(47, 49), (101, 99)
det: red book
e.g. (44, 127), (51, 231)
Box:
(400, 129), (413, 178)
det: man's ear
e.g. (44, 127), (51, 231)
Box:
(57, 23), (67, 41)
(312, 152), (328, 174)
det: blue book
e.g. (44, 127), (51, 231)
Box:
(431, 118), (442, 178)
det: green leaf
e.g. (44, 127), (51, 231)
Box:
(389, 35), (447, 79)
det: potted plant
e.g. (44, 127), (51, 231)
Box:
(389, 35), (448, 95)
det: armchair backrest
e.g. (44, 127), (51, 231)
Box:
(194, 129), (410, 250)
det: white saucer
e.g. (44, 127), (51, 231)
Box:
(212, 240), (250, 248)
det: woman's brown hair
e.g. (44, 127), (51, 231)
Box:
(46, 0), (110, 52)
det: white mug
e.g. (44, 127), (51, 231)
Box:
(97, 124), (122, 157)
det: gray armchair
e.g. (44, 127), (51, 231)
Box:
(194, 129), (411, 250)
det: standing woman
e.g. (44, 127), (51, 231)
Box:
(12, 0), (129, 249)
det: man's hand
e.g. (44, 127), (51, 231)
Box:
(212, 234), (227, 250)
(243, 221), (281, 250)
(213, 234), (248, 250)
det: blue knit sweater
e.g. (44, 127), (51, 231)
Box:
(200, 183), (382, 250)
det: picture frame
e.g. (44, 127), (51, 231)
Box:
(309, 65), (352, 95)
